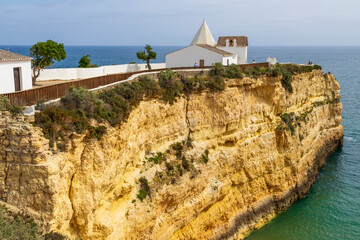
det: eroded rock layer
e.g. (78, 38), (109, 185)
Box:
(0, 70), (343, 239)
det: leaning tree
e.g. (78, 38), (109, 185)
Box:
(136, 45), (156, 70)
(30, 40), (66, 84)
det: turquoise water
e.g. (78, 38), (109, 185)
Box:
(1, 45), (359, 239)
(246, 47), (360, 239)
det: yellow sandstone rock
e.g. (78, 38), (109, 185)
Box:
(0, 70), (343, 239)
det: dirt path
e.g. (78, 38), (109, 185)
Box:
(32, 80), (74, 89)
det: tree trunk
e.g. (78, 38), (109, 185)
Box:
(146, 59), (151, 70)
(32, 68), (40, 86)
(32, 59), (44, 85)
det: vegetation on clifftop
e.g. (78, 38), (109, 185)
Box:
(34, 68), (226, 150)
(33, 63), (322, 150)
(274, 64), (322, 93)
(210, 63), (322, 93)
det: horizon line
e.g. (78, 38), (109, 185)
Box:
(1, 44), (360, 47)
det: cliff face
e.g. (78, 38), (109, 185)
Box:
(0, 70), (343, 239)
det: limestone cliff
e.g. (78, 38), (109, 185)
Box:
(0, 69), (343, 239)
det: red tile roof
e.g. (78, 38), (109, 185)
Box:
(217, 36), (248, 47)
(0, 49), (32, 62)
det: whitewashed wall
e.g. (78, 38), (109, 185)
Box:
(37, 63), (166, 81)
(217, 46), (247, 64)
(166, 45), (234, 68)
(222, 56), (238, 66)
(0, 61), (32, 94)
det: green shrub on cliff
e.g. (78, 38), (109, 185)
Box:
(281, 71), (293, 93)
(182, 77), (206, 93)
(0, 96), (23, 115)
(279, 112), (296, 135)
(210, 62), (225, 76)
(313, 64), (322, 70)
(171, 142), (183, 159)
(206, 76), (226, 92)
(138, 77), (162, 98)
(35, 86), (109, 144)
(202, 149), (209, 163)
(181, 156), (190, 171)
(225, 64), (244, 79)
(0, 205), (66, 240)
(0, 205), (38, 240)
(147, 152), (165, 164)
(137, 177), (151, 201)
(158, 69), (183, 104)
(137, 190), (147, 202)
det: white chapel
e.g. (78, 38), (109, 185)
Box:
(0, 49), (32, 94)
(166, 20), (248, 68)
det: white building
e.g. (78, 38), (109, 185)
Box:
(216, 36), (248, 64)
(0, 49), (32, 94)
(266, 57), (277, 65)
(166, 20), (248, 68)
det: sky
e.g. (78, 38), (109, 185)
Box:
(1, 0), (360, 46)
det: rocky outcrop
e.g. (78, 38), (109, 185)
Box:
(0, 70), (343, 239)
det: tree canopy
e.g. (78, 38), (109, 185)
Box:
(78, 54), (98, 68)
(136, 45), (156, 70)
(30, 40), (66, 84)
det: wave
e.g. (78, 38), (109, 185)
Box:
(344, 136), (357, 142)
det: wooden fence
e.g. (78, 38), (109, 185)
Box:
(1, 63), (270, 106)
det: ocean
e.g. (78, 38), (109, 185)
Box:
(1, 45), (359, 239)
